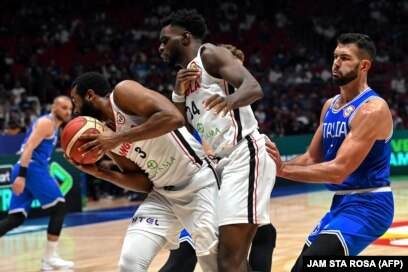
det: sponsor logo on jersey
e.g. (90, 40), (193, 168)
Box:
(373, 220), (408, 247)
(197, 123), (221, 142)
(116, 112), (125, 124)
(118, 142), (132, 157)
(146, 157), (176, 179)
(343, 105), (355, 118)
(131, 216), (159, 226)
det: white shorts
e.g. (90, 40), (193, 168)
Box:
(216, 131), (276, 226)
(126, 163), (219, 256)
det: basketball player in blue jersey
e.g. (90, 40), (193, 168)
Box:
(160, 44), (276, 272)
(159, 10), (276, 272)
(0, 96), (74, 270)
(69, 72), (219, 272)
(266, 33), (394, 271)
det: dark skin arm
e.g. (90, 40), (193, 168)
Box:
(175, 44), (263, 117)
(80, 80), (185, 156)
(69, 151), (153, 193)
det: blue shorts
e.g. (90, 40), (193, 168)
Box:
(9, 161), (65, 217)
(179, 228), (194, 248)
(307, 190), (394, 255)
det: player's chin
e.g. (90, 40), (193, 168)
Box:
(161, 55), (171, 64)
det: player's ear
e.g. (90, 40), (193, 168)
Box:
(360, 59), (371, 73)
(182, 31), (191, 45)
(86, 89), (95, 101)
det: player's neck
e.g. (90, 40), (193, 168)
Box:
(181, 43), (202, 68)
(99, 99), (114, 125)
(50, 112), (62, 127)
(339, 80), (369, 103)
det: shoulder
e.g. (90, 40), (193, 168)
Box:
(114, 80), (144, 93)
(322, 96), (336, 112)
(356, 96), (390, 119)
(351, 97), (392, 138)
(113, 80), (149, 100)
(31, 115), (54, 135)
(36, 115), (54, 127)
(201, 43), (234, 65)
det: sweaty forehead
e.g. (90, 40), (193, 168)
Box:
(335, 43), (358, 55)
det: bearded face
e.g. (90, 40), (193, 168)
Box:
(332, 63), (359, 86)
(79, 99), (103, 120)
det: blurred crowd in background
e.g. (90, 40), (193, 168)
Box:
(1, 0), (407, 138)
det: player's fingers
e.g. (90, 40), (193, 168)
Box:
(81, 145), (99, 157)
(78, 139), (98, 151)
(203, 95), (223, 110)
(79, 134), (98, 140)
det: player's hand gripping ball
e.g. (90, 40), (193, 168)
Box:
(61, 116), (105, 164)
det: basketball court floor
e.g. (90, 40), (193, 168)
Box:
(1, 177), (407, 272)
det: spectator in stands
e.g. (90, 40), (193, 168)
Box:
(391, 71), (406, 94)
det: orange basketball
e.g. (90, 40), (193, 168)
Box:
(61, 116), (105, 164)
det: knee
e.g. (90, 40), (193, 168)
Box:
(253, 223), (277, 246)
(0, 212), (25, 236)
(11, 213), (26, 227)
(118, 252), (150, 272)
(47, 201), (67, 236)
(217, 250), (247, 272)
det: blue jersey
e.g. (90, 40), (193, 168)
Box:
(322, 89), (392, 191)
(19, 114), (58, 165)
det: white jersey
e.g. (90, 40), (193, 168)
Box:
(185, 44), (258, 157)
(109, 92), (208, 187)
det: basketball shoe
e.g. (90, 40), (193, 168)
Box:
(41, 254), (74, 270)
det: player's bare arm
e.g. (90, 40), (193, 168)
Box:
(80, 80), (184, 154)
(201, 44), (263, 116)
(266, 99), (331, 176)
(71, 152), (152, 193)
(279, 98), (391, 183)
(12, 118), (54, 195)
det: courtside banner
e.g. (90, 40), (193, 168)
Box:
(303, 256), (407, 271)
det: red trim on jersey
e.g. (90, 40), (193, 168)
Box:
(170, 131), (201, 169)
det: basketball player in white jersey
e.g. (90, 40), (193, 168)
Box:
(160, 44), (277, 272)
(69, 72), (219, 272)
(159, 9), (276, 272)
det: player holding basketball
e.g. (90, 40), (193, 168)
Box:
(69, 72), (219, 272)
(266, 33), (394, 271)
(0, 96), (74, 270)
(160, 44), (276, 272)
(159, 9), (276, 272)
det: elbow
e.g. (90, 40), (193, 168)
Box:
(330, 171), (348, 184)
(171, 111), (185, 128)
(174, 117), (185, 128)
(331, 176), (345, 184)
(254, 82), (264, 100)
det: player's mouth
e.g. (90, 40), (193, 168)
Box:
(160, 54), (169, 63)
(332, 70), (341, 77)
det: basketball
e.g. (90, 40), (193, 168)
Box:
(61, 116), (105, 164)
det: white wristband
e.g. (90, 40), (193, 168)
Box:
(172, 91), (185, 103)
